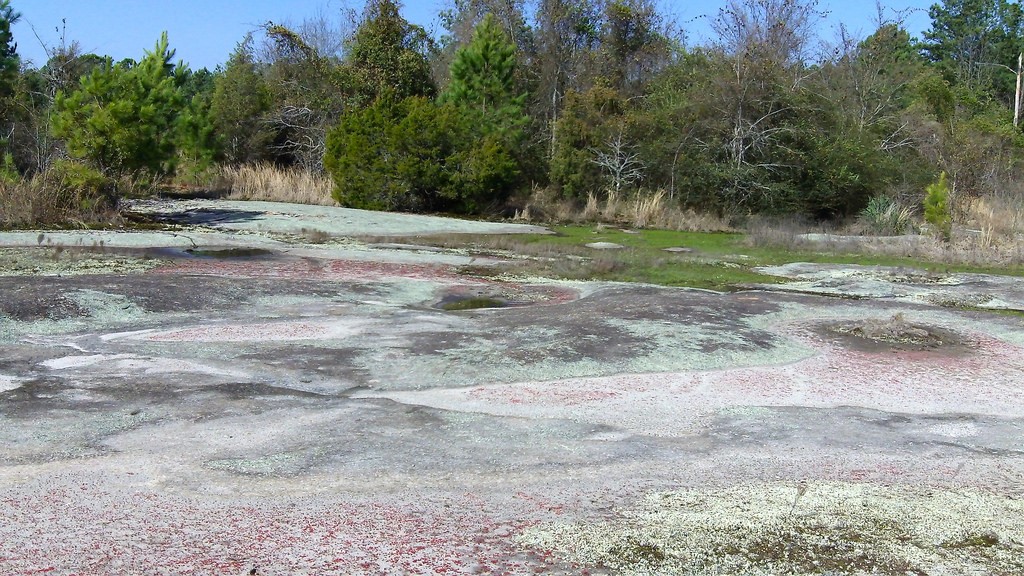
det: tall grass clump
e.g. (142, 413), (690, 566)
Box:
(220, 163), (335, 206)
(523, 187), (732, 232)
(963, 195), (1024, 247)
(858, 195), (914, 235)
(743, 215), (815, 251)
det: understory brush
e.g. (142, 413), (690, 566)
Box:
(856, 195), (916, 236)
(516, 187), (733, 232)
(0, 162), (123, 228)
(962, 194), (1024, 247)
(738, 216), (808, 250)
(745, 210), (1024, 267)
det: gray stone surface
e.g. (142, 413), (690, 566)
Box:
(1, 202), (1023, 574)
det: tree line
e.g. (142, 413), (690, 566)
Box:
(1, 0), (1023, 221)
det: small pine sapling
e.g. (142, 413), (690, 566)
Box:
(924, 172), (952, 242)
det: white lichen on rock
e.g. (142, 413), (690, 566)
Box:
(519, 481), (1024, 575)
(0, 247), (167, 276)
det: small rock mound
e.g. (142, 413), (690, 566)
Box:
(826, 313), (963, 351)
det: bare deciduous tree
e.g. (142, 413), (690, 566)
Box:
(261, 21), (350, 171)
(711, 0), (821, 66)
(590, 127), (644, 194)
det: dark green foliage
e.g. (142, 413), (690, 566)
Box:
(326, 96), (450, 211)
(5, 0), (1024, 227)
(444, 14), (522, 113)
(325, 94), (520, 214)
(210, 35), (273, 164)
(446, 129), (521, 212)
(0, 152), (16, 182)
(0, 0), (20, 165)
(909, 70), (957, 124)
(175, 67), (219, 172)
(347, 0), (436, 104)
(327, 14), (526, 215)
(177, 90), (219, 173)
(0, 0), (18, 98)
(442, 13), (529, 208)
(922, 0), (1024, 99)
(550, 86), (628, 198)
(795, 126), (882, 218)
(325, 98), (404, 211)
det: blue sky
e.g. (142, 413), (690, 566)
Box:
(11, 1), (937, 71)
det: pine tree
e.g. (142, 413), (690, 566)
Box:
(440, 14), (529, 211)
(347, 0), (435, 104)
(922, 0), (1024, 98)
(924, 172), (952, 241)
(53, 33), (184, 178)
(210, 34), (272, 164)
(443, 13), (522, 116)
(0, 0), (19, 99)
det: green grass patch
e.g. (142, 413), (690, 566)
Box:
(366, 225), (1024, 291)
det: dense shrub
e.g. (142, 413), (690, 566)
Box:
(0, 161), (118, 227)
(325, 96), (521, 213)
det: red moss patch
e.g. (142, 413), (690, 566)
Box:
(0, 480), (560, 575)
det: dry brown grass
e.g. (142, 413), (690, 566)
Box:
(219, 163), (335, 206)
(601, 190), (623, 221)
(746, 215), (1024, 266)
(517, 186), (584, 223)
(520, 187), (733, 232)
(962, 195), (1024, 248)
(688, 187), (1024, 266)
(582, 192), (600, 221)
(631, 189), (665, 228)
(743, 215), (819, 251)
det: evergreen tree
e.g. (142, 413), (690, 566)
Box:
(0, 0), (19, 98)
(177, 92), (218, 173)
(550, 85), (628, 198)
(0, 0), (20, 169)
(444, 13), (521, 116)
(175, 67), (219, 170)
(347, 0), (435, 104)
(52, 33), (184, 178)
(327, 13), (530, 214)
(325, 96), (461, 211)
(210, 34), (272, 164)
(435, 0), (531, 87)
(922, 0), (1024, 98)
(442, 13), (529, 210)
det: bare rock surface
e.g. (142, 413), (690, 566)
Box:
(585, 241), (625, 250)
(1, 200), (1023, 575)
(757, 261), (1024, 311)
(125, 198), (552, 236)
